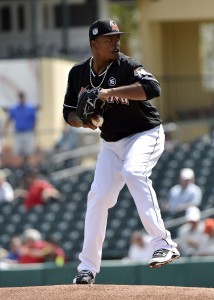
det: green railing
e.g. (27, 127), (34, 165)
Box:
(0, 257), (214, 288)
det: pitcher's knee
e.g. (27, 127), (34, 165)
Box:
(122, 166), (147, 182)
(87, 189), (117, 209)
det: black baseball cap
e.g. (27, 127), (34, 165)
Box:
(89, 19), (129, 41)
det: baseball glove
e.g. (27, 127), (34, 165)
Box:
(76, 88), (105, 124)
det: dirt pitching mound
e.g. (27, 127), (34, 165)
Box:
(0, 284), (214, 300)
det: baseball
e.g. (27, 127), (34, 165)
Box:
(91, 115), (104, 127)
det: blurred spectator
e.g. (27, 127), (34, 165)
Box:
(210, 125), (214, 146)
(44, 236), (67, 265)
(54, 124), (78, 153)
(196, 218), (214, 256)
(2, 236), (22, 264)
(127, 231), (153, 262)
(0, 169), (14, 203)
(18, 228), (48, 264)
(0, 245), (8, 260)
(0, 109), (3, 167)
(16, 169), (61, 210)
(176, 206), (207, 257)
(162, 123), (178, 152)
(163, 168), (202, 218)
(4, 91), (38, 167)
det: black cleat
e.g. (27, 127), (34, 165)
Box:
(73, 270), (95, 284)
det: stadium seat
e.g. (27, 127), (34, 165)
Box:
(1, 135), (213, 261)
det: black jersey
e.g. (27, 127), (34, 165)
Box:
(63, 53), (162, 142)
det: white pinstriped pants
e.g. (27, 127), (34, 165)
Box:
(78, 124), (177, 274)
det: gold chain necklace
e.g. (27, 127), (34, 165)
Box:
(89, 57), (113, 89)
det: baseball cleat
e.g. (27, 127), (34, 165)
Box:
(73, 270), (95, 284)
(149, 248), (180, 269)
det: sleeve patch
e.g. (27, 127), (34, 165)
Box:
(134, 67), (150, 78)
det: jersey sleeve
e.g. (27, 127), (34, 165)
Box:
(134, 66), (161, 100)
(63, 67), (78, 123)
(127, 58), (161, 100)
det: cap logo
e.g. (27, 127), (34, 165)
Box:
(110, 20), (119, 32)
(92, 28), (98, 36)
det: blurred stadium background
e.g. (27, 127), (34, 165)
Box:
(0, 0), (214, 287)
